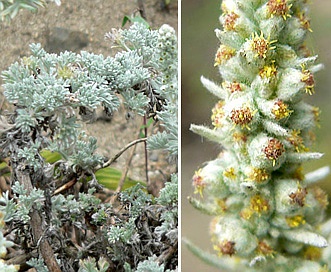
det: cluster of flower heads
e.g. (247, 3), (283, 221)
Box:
(191, 0), (331, 270)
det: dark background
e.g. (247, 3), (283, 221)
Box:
(181, 1), (331, 271)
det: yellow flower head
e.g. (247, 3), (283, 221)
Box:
(214, 45), (236, 66)
(246, 167), (270, 183)
(250, 32), (277, 59)
(232, 132), (247, 143)
(213, 240), (236, 256)
(301, 65), (315, 95)
(257, 241), (275, 257)
(192, 169), (205, 197)
(211, 101), (225, 128)
(230, 104), (257, 130)
(250, 194), (270, 215)
(287, 130), (308, 153)
(298, 12), (313, 32)
(271, 100), (292, 120)
(289, 185), (307, 207)
(286, 214), (306, 228)
(223, 12), (239, 31)
(259, 63), (278, 79)
(263, 138), (285, 166)
(304, 246), (322, 261)
(223, 81), (242, 93)
(223, 167), (236, 179)
(267, 0), (292, 20)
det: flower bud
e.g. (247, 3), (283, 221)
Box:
(277, 68), (305, 102)
(192, 158), (230, 199)
(211, 216), (258, 257)
(280, 16), (308, 47)
(288, 101), (319, 131)
(244, 166), (271, 185)
(274, 179), (306, 214)
(303, 186), (328, 225)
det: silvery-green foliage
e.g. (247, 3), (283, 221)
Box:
(147, 102), (177, 158)
(78, 257), (109, 272)
(0, 263), (19, 272)
(0, 231), (14, 259)
(1, 22), (177, 172)
(124, 255), (176, 272)
(10, 181), (44, 223)
(155, 174), (178, 243)
(114, 23), (178, 157)
(126, 256), (166, 272)
(107, 220), (136, 244)
(17, 142), (42, 171)
(26, 258), (49, 272)
(146, 24), (178, 158)
(106, 178), (178, 270)
(0, 21), (177, 271)
(107, 185), (150, 246)
(0, 0), (61, 22)
(109, 23), (178, 157)
(157, 173), (177, 206)
(190, 0), (330, 271)
(0, 192), (19, 271)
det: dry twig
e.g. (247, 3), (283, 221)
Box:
(96, 137), (147, 170)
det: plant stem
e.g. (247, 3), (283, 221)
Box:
(109, 140), (137, 204)
(16, 168), (61, 272)
(96, 137), (147, 170)
(143, 115), (150, 188)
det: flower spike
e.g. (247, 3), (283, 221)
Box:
(189, 0), (330, 271)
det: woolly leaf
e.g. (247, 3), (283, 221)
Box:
(282, 229), (328, 248)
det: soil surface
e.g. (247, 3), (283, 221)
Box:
(0, 0), (178, 194)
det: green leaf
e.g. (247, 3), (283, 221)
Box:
(139, 118), (153, 138)
(40, 150), (145, 190)
(0, 162), (8, 171)
(121, 15), (150, 29)
(140, 118), (153, 130)
(95, 167), (145, 190)
(0, 161), (10, 178)
(122, 15), (130, 27)
(40, 149), (62, 163)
